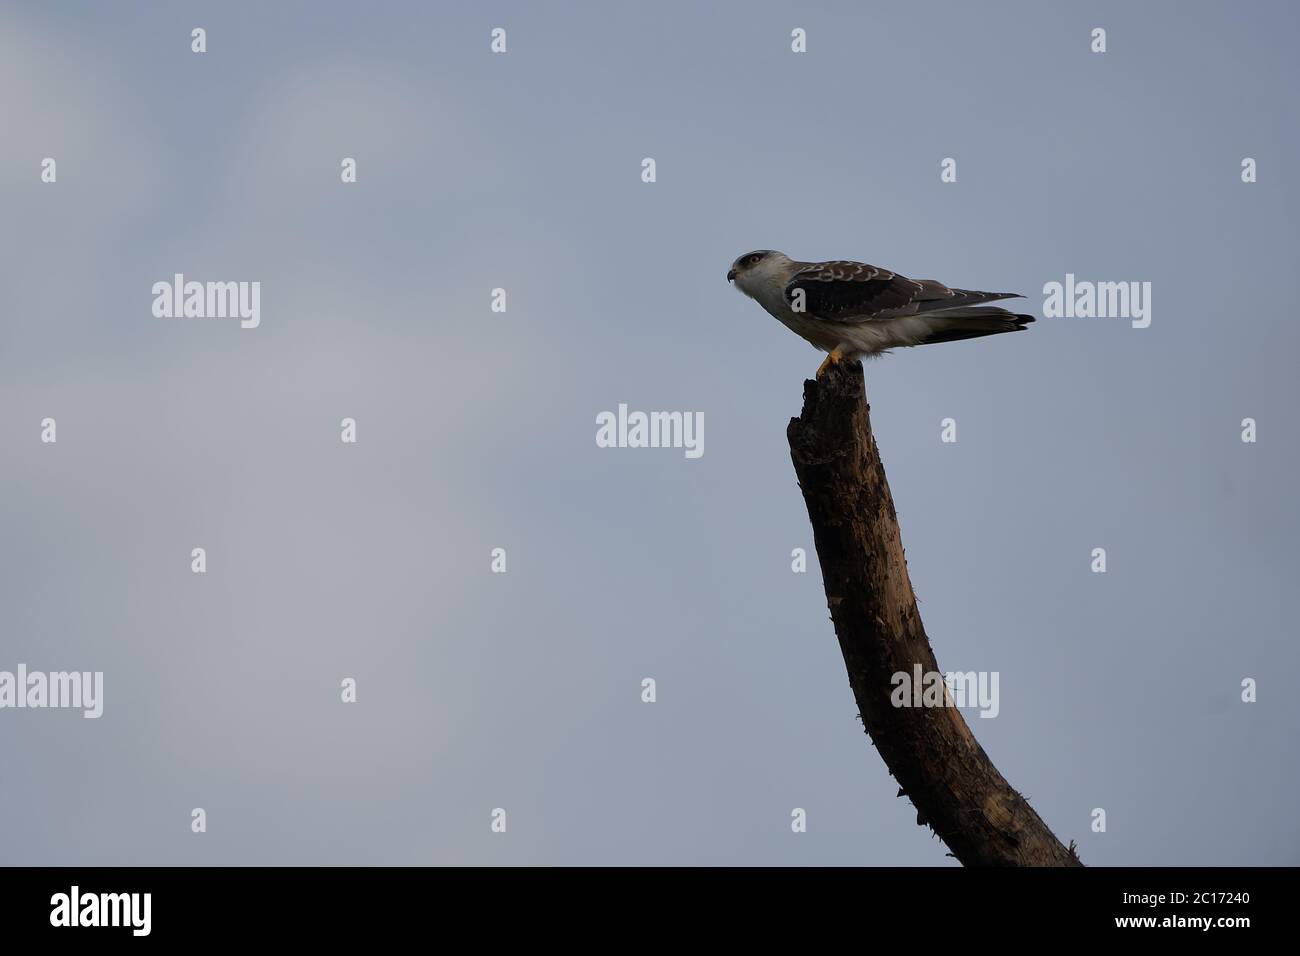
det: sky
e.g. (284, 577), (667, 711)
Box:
(1, 0), (1297, 866)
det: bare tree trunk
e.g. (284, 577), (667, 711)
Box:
(787, 358), (1081, 867)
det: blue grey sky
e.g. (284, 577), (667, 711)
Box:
(2, 1), (1297, 865)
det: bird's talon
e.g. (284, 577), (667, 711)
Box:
(816, 348), (844, 377)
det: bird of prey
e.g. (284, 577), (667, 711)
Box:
(727, 250), (1034, 373)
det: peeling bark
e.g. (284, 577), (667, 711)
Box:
(787, 358), (1081, 867)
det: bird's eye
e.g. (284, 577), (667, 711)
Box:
(746, 254), (762, 266)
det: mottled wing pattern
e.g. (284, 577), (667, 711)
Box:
(783, 260), (1019, 323)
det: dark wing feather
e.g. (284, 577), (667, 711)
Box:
(782, 261), (922, 323)
(783, 260), (1022, 323)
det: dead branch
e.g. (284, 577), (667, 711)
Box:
(787, 358), (1081, 867)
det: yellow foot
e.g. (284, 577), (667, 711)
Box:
(816, 348), (845, 377)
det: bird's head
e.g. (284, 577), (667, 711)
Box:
(727, 250), (790, 296)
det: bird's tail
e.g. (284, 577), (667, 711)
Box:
(915, 305), (1035, 346)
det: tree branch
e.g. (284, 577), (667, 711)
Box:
(787, 358), (1081, 867)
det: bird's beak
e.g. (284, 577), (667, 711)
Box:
(726, 268), (737, 282)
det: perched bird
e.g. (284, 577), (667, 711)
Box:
(727, 250), (1034, 373)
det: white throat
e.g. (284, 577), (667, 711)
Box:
(735, 253), (796, 308)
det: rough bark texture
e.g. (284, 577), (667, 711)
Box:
(787, 358), (1081, 867)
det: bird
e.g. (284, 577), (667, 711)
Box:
(727, 250), (1034, 374)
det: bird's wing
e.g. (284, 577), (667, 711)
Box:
(783, 260), (1021, 323)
